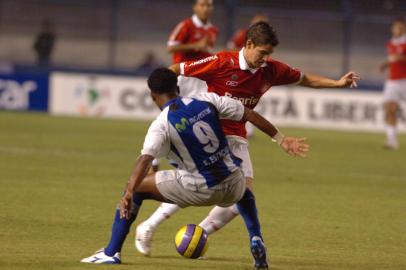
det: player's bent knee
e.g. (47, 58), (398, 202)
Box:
(135, 173), (165, 201)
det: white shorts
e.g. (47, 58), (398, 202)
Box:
(383, 79), (406, 102)
(226, 135), (253, 179)
(155, 169), (246, 208)
(178, 76), (208, 97)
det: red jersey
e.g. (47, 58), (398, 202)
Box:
(167, 15), (218, 64)
(229, 28), (248, 50)
(386, 35), (406, 80)
(181, 49), (302, 138)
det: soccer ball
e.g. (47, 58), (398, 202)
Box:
(175, 224), (208, 259)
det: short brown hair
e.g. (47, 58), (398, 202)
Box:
(245, 22), (279, 47)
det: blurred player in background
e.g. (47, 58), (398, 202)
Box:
(81, 68), (309, 269)
(227, 14), (269, 138)
(136, 22), (360, 257)
(152, 0), (218, 170)
(380, 18), (406, 150)
(228, 14), (269, 51)
(168, 0), (218, 97)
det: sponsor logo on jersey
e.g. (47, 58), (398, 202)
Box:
(224, 92), (259, 106)
(175, 117), (190, 132)
(187, 55), (218, 67)
(226, 80), (238, 87)
(188, 107), (211, 124)
(226, 74), (239, 87)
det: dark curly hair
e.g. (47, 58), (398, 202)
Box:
(147, 68), (178, 95)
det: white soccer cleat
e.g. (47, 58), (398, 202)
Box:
(384, 140), (399, 150)
(135, 222), (155, 256)
(80, 248), (121, 264)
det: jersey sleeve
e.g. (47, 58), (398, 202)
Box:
(167, 21), (189, 47)
(268, 60), (303, 86)
(180, 54), (221, 81)
(141, 111), (170, 158)
(196, 92), (245, 121)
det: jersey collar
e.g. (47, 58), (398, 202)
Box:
(192, 14), (212, 30)
(239, 48), (267, 74)
(161, 97), (180, 110)
(391, 34), (406, 45)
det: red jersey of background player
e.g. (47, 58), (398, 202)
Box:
(386, 34), (406, 80)
(180, 49), (302, 138)
(168, 14), (218, 64)
(228, 29), (248, 50)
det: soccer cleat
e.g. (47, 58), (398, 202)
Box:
(135, 222), (155, 256)
(80, 248), (121, 264)
(384, 140), (399, 150)
(250, 236), (269, 270)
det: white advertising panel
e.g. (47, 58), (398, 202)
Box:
(50, 72), (160, 119)
(256, 86), (406, 133)
(50, 72), (406, 133)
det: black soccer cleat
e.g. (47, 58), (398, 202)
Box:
(250, 236), (269, 269)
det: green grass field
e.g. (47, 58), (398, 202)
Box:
(0, 111), (405, 270)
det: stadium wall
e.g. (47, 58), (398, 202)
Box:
(1, 68), (405, 133)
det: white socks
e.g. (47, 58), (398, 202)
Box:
(199, 205), (239, 235)
(143, 203), (180, 228)
(385, 124), (398, 144)
(143, 203), (240, 235)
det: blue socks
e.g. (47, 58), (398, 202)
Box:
(104, 192), (150, 256)
(236, 188), (263, 241)
(104, 189), (262, 257)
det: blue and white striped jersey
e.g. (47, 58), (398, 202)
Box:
(141, 93), (245, 188)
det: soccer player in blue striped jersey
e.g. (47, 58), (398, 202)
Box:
(81, 68), (309, 269)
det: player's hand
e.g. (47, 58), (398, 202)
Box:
(337, 72), (360, 88)
(280, 137), (309, 157)
(194, 36), (210, 52)
(119, 191), (133, 220)
(388, 54), (403, 62)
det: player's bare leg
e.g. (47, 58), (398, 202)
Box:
(384, 101), (399, 149)
(199, 177), (253, 234)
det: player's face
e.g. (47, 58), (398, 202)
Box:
(245, 41), (274, 68)
(193, 0), (213, 22)
(392, 21), (406, 38)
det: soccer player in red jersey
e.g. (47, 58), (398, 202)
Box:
(380, 18), (406, 149)
(167, 0), (218, 106)
(167, 0), (218, 64)
(136, 22), (359, 263)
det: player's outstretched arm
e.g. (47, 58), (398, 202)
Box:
(120, 155), (154, 219)
(242, 107), (309, 157)
(167, 36), (209, 54)
(299, 72), (360, 89)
